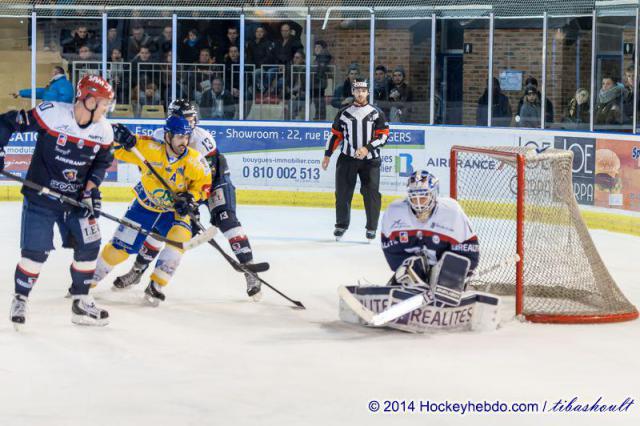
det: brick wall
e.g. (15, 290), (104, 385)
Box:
(310, 20), (630, 126)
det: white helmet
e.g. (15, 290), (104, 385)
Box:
(407, 169), (438, 221)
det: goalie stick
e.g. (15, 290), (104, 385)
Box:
(338, 254), (520, 326)
(0, 170), (214, 250)
(129, 147), (304, 309)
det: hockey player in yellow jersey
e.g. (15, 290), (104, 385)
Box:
(92, 115), (211, 305)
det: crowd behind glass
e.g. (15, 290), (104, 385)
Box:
(17, 13), (640, 134)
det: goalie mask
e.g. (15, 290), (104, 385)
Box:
(407, 170), (438, 221)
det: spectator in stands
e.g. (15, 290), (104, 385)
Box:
(62, 25), (96, 55)
(563, 88), (590, 128)
(595, 75), (624, 126)
(516, 76), (554, 124)
(224, 46), (241, 95)
(623, 66), (636, 124)
(247, 25), (275, 68)
(273, 23), (303, 67)
(12, 66), (74, 104)
(181, 28), (207, 64)
(138, 80), (161, 107)
(373, 65), (391, 117)
(476, 77), (512, 127)
(107, 26), (123, 56)
(200, 77), (235, 119)
(110, 48), (123, 62)
(388, 67), (413, 122)
(132, 46), (154, 88)
(331, 64), (359, 108)
(127, 24), (155, 61)
(155, 25), (173, 59)
(217, 26), (240, 63)
(77, 45), (94, 61)
(287, 50), (306, 120)
(515, 85), (542, 128)
(312, 40), (332, 120)
(109, 48), (128, 104)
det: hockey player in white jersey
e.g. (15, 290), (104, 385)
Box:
(338, 170), (501, 333)
(113, 100), (262, 299)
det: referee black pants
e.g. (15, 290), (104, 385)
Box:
(335, 153), (382, 232)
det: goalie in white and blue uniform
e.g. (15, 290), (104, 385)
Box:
(382, 169), (479, 294)
(339, 170), (500, 333)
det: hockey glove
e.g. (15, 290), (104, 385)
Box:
(0, 147), (5, 172)
(80, 187), (102, 218)
(112, 123), (137, 151)
(173, 192), (197, 216)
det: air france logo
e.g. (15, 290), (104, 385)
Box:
(57, 134), (67, 146)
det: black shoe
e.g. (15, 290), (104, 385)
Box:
(334, 227), (346, 241)
(144, 281), (166, 307)
(366, 230), (376, 240)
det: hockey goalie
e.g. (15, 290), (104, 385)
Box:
(338, 169), (501, 333)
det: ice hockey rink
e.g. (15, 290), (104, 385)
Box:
(0, 201), (638, 426)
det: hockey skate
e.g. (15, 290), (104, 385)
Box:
(366, 230), (376, 241)
(334, 227), (346, 241)
(113, 263), (146, 291)
(10, 294), (28, 331)
(71, 295), (109, 326)
(143, 281), (166, 307)
(244, 269), (262, 301)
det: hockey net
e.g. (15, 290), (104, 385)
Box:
(450, 145), (638, 324)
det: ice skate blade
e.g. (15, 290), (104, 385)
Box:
(71, 314), (109, 327)
(12, 321), (25, 332)
(143, 294), (161, 307)
(111, 285), (133, 293)
(251, 291), (263, 302)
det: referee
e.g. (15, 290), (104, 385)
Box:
(321, 78), (390, 241)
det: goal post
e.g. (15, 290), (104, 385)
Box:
(450, 145), (638, 324)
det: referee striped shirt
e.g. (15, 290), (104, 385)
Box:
(324, 102), (390, 160)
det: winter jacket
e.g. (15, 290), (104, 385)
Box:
(18, 74), (74, 103)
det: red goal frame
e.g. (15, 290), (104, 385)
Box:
(450, 145), (638, 324)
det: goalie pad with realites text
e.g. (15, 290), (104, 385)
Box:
(339, 285), (501, 333)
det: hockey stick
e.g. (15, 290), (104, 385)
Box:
(129, 147), (304, 309)
(339, 254), (520, 326)
(0, 170), (215, 251)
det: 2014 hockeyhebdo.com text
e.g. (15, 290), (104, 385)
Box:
(366, 396), (635, 416)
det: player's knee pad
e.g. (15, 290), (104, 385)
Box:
(21, 249), (49, 264)
(73, 244), (100, 262)
(212, 208), (241, 233)
(101, 242), (130, 267)
(393, 255), (430, 288)
(18, 250), (48, 276)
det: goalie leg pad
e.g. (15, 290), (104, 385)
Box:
(430, 252), (470, 307)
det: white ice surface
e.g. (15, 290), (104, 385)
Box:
(0, 202), (638, 426)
